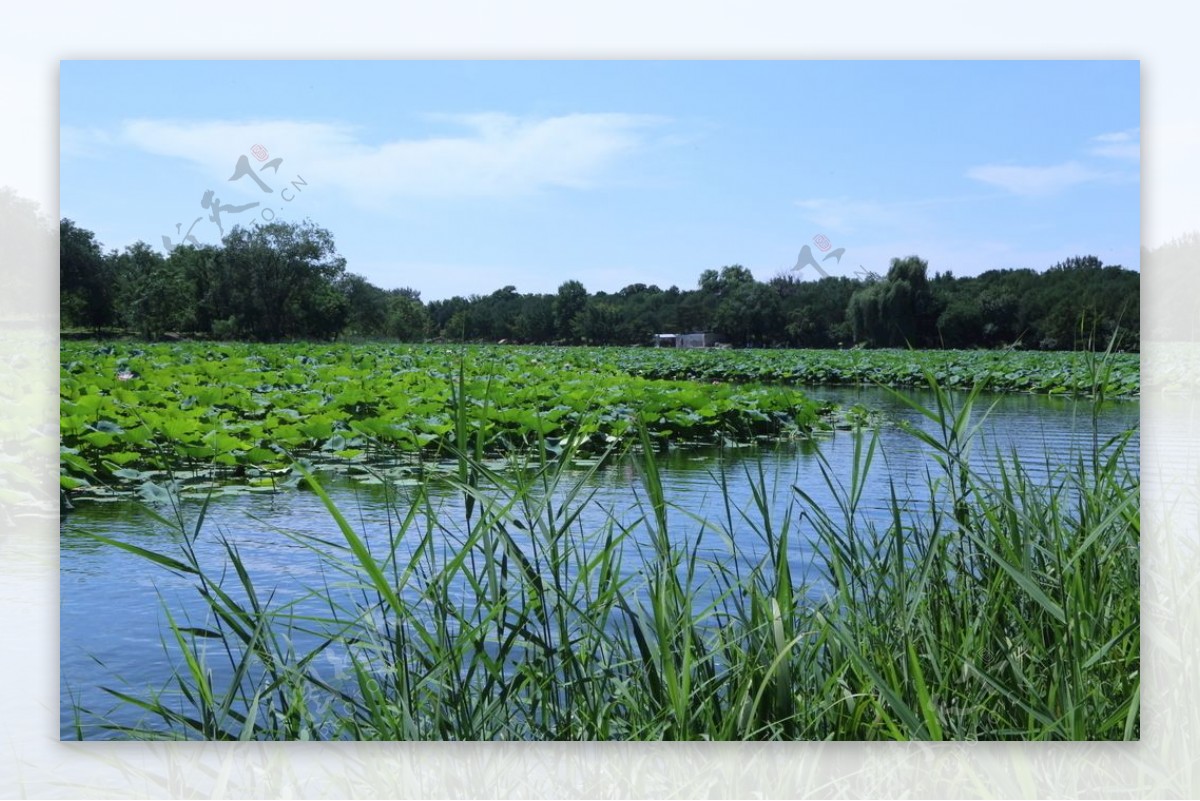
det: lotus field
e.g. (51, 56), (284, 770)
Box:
(60, 342), (1137, 501)
(60, 342), (1141, 741)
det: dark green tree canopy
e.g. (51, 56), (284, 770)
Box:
(554, 280), (589, 344)
(61, 218), (117, 330)
(58, 217), (1139, 351)
(215, 220), (349, 340)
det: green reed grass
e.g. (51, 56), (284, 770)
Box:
(69, 371), (1139, 741)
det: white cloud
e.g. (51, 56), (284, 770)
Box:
(967, 129), (1140, 197)
(793, 197), (895, 233)
(965, 161), (1100, 196)
(1089, 128), (1140, 160)
(115, 113), (664, 204)
(60, 125), (115, 158)
(793, 193), (993, 235)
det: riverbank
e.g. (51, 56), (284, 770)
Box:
(61, 370), (1139, 740)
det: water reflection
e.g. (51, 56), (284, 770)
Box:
(60, 386), (1139, 738)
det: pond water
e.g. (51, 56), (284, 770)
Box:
(59, 385), (1139, 738)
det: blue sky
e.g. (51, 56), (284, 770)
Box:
(60, 60), (1140, 300)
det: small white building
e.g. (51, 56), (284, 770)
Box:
(653, 332), (718, 348)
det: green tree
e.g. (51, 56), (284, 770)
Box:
(553, 280), (588, 343)
(428, 295), (470, 338)
(614, 283), (667, 344)
(1030, 255), (1138, 349)
(847, 281), (886, 346)
(572, 300), (623, 344)
(481, 285), (522, 341)
(166, 244), (224, 335)
(514, 294), (556, 343)
(385, 288), (431, 341)
(114, 241), (194, 339)
(218, 220), (348, 340)
(697, 265), (755, 296)
(772, 273), (859, 347)
(884, 255), (938, 346)
(847, 256), (938, 347)
(978, 290), (1020, 346)
(693, 265), (755, 333)
(339, 273), (390, 337)
(300, 281), (350, 341)
(60, 218), (117, 330)
(935, 297), (983, 348)
(714, 280), (782, 347)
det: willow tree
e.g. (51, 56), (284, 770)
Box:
(847, 255), (938, 347)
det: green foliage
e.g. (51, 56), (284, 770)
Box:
(848, 256), (938, 347)
(933, 261), (1139, 351)
(770, 274), (857, 347)
(514, 293), (557, 343)
(384, 289), (431, 341)
(571, 300), (623, 344)
(59, 219), (1140, 350)
(60, 218), (118, 330)
(58, 341), (1139, 499)
(713, 280), (782, 348)
(217, 220), (348, 340)
(613, 346), (1139, 396)
(795, 377), (1138, 740)
(58, 342), (829, 496)
(337, 273), (390, 337)
(114, 241), (194, 339)
(67, 368), (1139, 741)
(61, 219), (353, 341)
(553, 280), (588, 343)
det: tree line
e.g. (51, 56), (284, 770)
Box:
(61, 218), (1140, 350)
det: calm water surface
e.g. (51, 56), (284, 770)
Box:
(60, 386), (1139, 737)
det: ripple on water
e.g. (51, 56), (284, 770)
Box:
(59, 386), (1139, 738)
